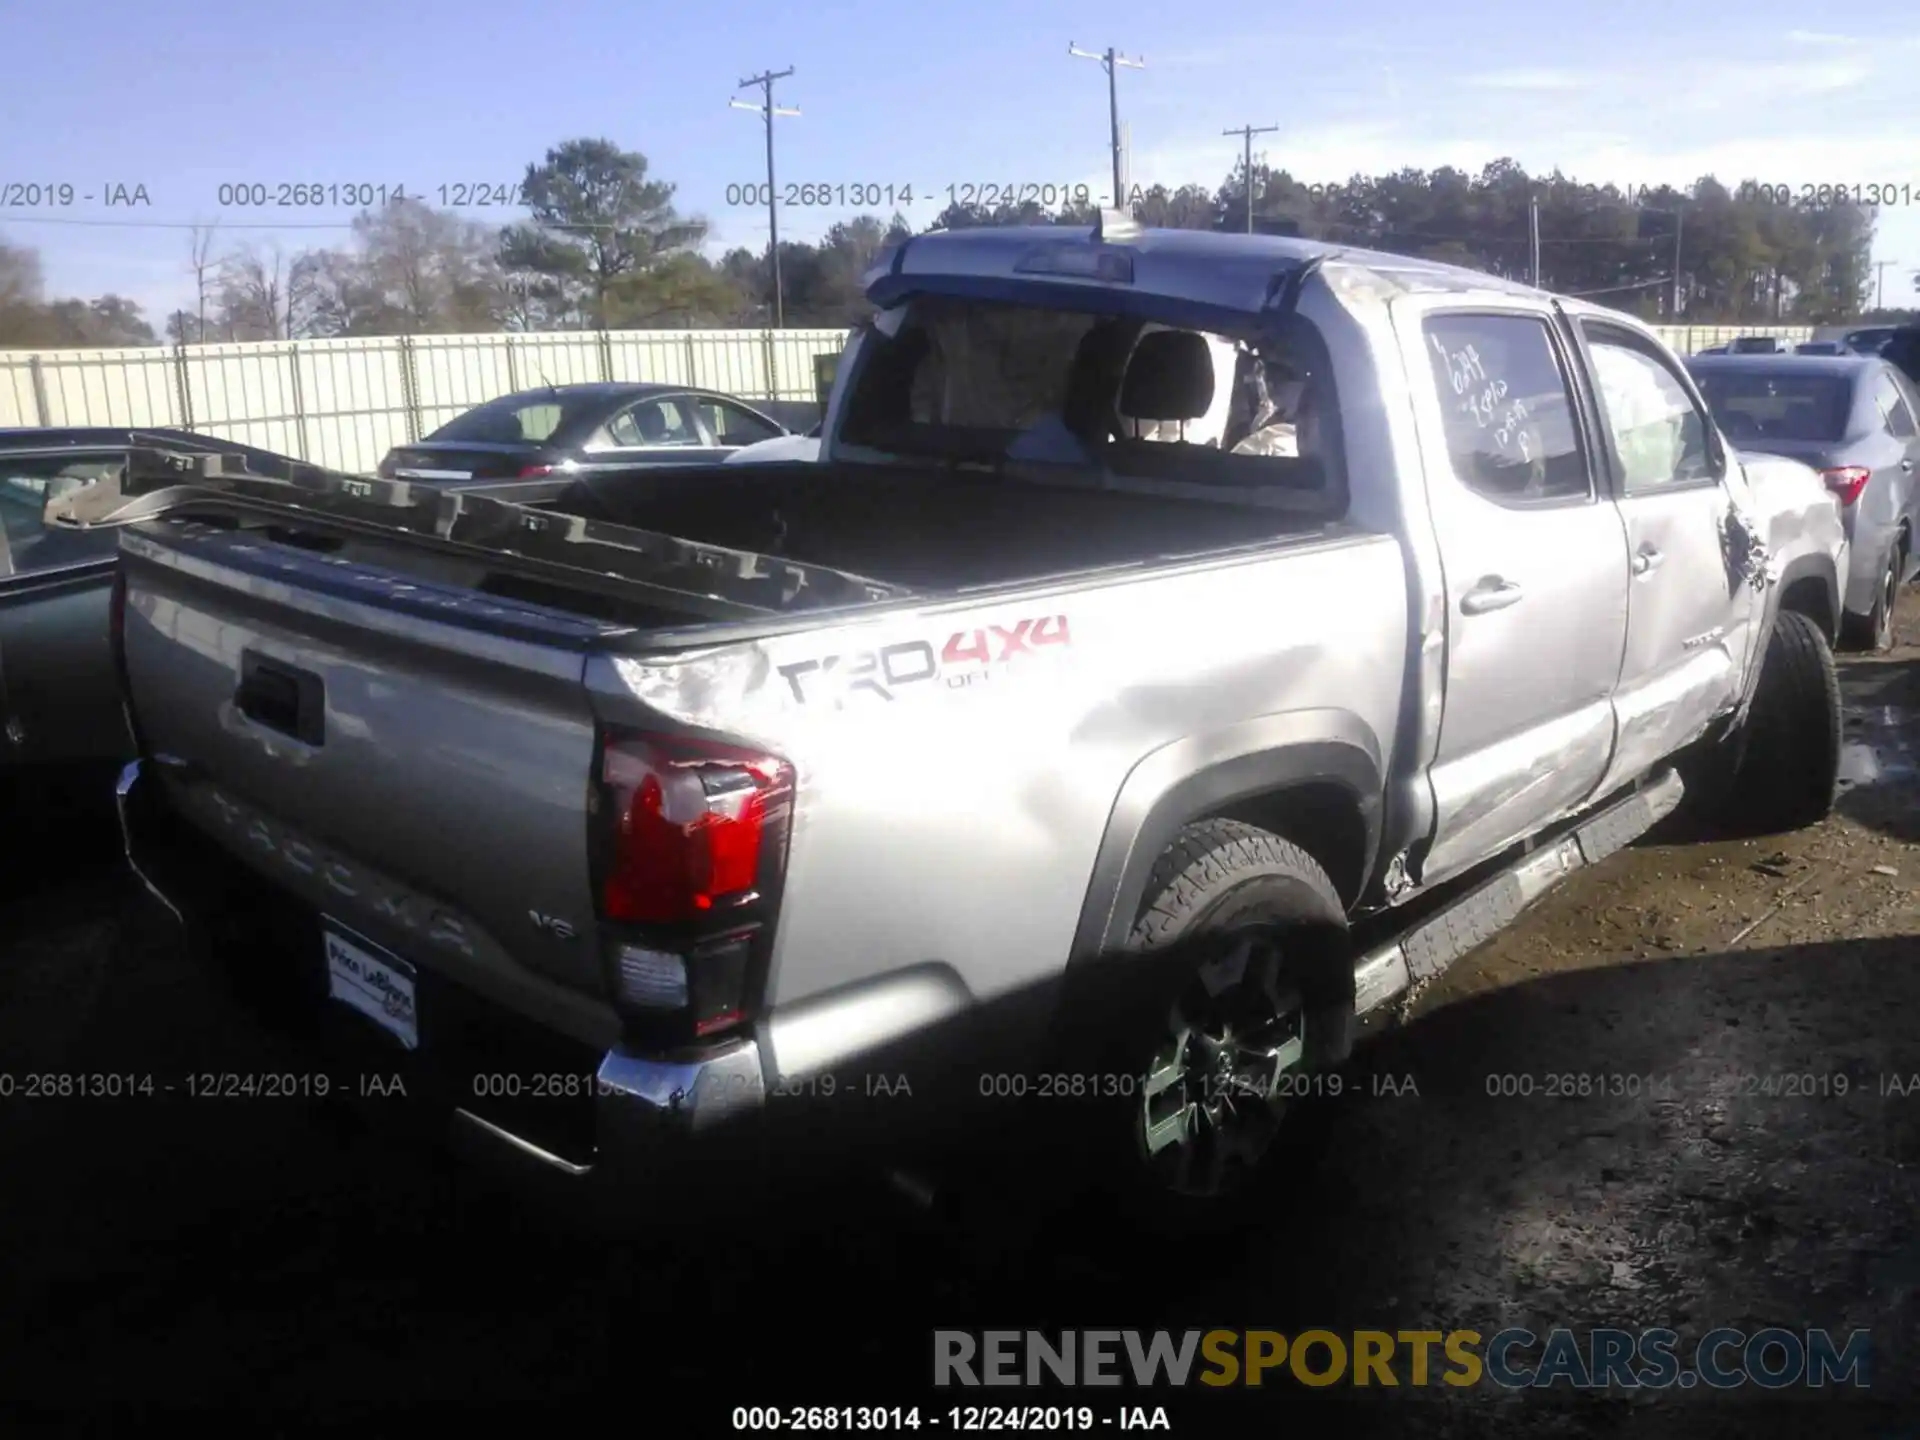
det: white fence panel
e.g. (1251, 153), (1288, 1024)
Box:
(181, 340), (306, 458)
(0, 361), (37, 427)
(604, 331), (694, 388)
(296, 337), (415, 474)
(1649, 324), (1816, 353)
(49, 347), (182, 428)
(771, 329), (848, 398)
(1, 346), (184, 429)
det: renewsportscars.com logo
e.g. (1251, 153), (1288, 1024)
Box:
(932, 1328), (1873, 1390)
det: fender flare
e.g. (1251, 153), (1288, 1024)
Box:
(1067, 710), (1386, 966)
(1773, 550), (1841, 642)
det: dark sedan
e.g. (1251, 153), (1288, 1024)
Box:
(1687, 354), (1920, 650)
(375, 383), (793, 483)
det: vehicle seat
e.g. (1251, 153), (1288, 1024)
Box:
(1114, 330), (1215, 447)
(635, 405), (670, 443)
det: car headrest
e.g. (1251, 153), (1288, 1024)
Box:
(1120, 331), (1215, 421)
(635, 405), (669, 441)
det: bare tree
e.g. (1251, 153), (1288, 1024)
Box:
(211, 244), (289, 341)
(298, 198), (504, 335)
(185, 222), (219, 343)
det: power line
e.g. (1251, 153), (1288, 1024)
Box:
(0, 212), (646, 234)
(1222, 123), (1279, 233)
(1068, 43), (1144, 207)
(732, 66), (800, 327)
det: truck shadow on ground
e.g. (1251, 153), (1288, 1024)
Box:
(5, 900), (1918, 1436)
(1834, 650), (1920, 844)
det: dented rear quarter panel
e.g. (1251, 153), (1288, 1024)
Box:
(587, 532), (1409, 1016)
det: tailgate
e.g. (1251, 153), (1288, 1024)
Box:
(121, 519), (622, 1044)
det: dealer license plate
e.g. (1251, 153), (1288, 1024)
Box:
(323, 926), (419, 1051)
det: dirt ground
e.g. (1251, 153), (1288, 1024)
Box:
(5, 600), (1920, 1436)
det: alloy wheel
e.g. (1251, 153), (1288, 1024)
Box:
(1136, 929), (1308, 1198)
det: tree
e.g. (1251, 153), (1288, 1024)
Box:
(312, 197), (502, 335)
(1130, 182), (1216, 230)
(0, 239), (48, 344)
(0, 236), (157, 346)
(497, 138), (706, 328)
(208, 245), (293, 341)
(607, 252), (750, 327)
(182, 222), (220, 344)
(37, 295), (157, 347)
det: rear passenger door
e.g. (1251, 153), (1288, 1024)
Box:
(1409, 306), (1632, 883)
(1573, 318), (1755, 798)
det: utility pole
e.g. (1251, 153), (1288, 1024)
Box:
(731, 68), (799, 327)
(1222, 123), (1279, 233)
(1529, 195), (1541, 288)
(1671, 207), (1684, 318)
(1874, 259), (1896, 310)
(1069, 43), (1144, 209)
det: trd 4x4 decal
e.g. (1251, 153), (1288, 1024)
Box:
(778, 614), (1071, 706)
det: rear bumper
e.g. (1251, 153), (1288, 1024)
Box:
(1842, 519), (1897, 617)
(114, 758), (771, 1219)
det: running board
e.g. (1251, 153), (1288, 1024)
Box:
(1352, 767), (1686, 1018)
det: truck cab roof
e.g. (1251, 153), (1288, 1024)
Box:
(867, 223), (1546, 323)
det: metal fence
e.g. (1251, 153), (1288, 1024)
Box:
(0, 328), (849, 475)
(0, 321), (1817, 475)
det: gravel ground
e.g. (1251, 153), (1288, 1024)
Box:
(5, 602), (1920, 1437)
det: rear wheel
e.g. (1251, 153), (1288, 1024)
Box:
(1061, 820), (1355, 1233)
(1726, 609), (1842, 833)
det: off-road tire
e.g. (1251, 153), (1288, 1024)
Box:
(1052, 819), (1356, 1236)
(1727, 609), (1843, 833)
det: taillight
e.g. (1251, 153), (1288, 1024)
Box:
(592, 730), (794, 1039)
(1821, 466), (1871, 506)
(598, 735), (791, 922)
(518, 464), (555, 478)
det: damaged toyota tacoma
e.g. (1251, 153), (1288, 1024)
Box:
(66, 217), (1848, 1225)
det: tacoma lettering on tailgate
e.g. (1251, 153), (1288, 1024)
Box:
(777, 614), (1072, 706)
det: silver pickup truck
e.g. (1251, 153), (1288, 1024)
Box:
(74, 219), (1849, 1225)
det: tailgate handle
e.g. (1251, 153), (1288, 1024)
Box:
(236, 652), (325, 745)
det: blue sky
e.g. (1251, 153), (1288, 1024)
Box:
(4, 0), (1919, 322)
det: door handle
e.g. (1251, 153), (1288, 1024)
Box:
(1461, 578), (1524, 614)
(1901, 459), (1914, 473)
(1632, 547), (1664, 575)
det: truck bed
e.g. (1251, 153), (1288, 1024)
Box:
(538, 459), (1326, 592)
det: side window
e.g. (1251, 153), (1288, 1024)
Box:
(700, 399), (781, 446)
(1875, 374), (1917, 439)
(1423, 313), (1591, 503)
(1580, 325), (1716, 494)
(599, 409), (643, 447)
(594, 397), (702, 449)
(512, 403), (565, 442)
(0, 455), (124, 577)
